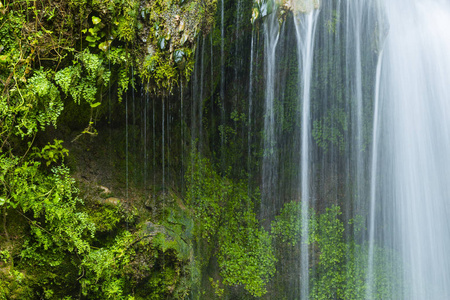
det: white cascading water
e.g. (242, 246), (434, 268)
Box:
(367, 46), (384, 300)
(370, 0), (450, 298)
(346, 0), (366, 221)
(261, 10), (280, 220)
(293, 3), (319, 299)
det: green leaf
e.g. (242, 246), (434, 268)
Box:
(88, 27), (99, 35)
(98, 40), (112, 52)
(85, 36), (99, 43)
(92, 16), (101, 25)
(90, 102), (101, 108)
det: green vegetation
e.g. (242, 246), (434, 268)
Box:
(0, 0), (215, 298)
(312, 108), (348, 154)
(272, 202), (403, 299)
(186, 152), (276, 297)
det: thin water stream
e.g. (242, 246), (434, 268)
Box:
(293, 8), (319, 299)
(261, 10), (280, 220)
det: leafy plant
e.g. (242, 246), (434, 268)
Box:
(82, 16), (106, 48)
(55, 49), (110, 107)
(31, 139), (69, 166)
(186, 152), (276, 297)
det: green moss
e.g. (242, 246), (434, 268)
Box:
(87, 203), (123, 232)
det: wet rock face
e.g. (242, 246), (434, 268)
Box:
(104, 197), (121, 206)
(143, 221), (166, 235)
(144, 194), (154, 210)
(280, 0), (320, 13)
(135, 0), (217, 89)
(156, 189), (176, 204)
(252, 0), (320, 24)
(144, 188), (177, 215)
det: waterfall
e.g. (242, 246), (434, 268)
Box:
(369, 0), (450, 298)
(199, 36), (205, 150)
(346, 0), (366, 223)
(366, 45), (385, 299)
(178, 0), (450, 297)
(114, 0), (450, 297)
(220, 0), (226, 168)
(125, 80), (129, 203)
(293, 8), (320, 299)
(248, 28), (255, 191)
(162, 96), (165, 193)
(261, 10), (280, 220)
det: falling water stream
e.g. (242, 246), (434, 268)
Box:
(125, 83), (129, 203)
(199, 37), (205, 149)
(366, 46), (384, 299)
(247, 29), (255, 191)
(261, 10), (280, 220)
(293, 8), (319, 299)
(346, 0), (365, 221)
(369, 0), (450, 298)
(256, 0), (450, 297)
(220, 0), (226, 169)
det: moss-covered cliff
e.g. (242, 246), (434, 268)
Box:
(0, 0), (219, 298)
(0, 0), (402, 299)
